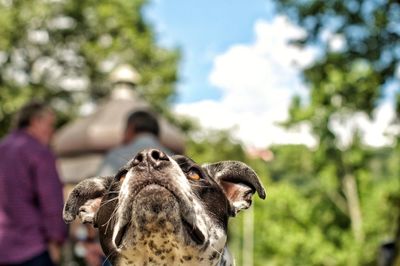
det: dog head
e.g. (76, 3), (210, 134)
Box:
(64, 149), (265, 265)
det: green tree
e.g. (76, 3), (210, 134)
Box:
(272, 0), (400, 264)
(0, 0), (179, 136)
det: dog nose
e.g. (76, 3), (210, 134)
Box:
(132, 149), (169, 167)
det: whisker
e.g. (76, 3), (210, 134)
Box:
(189, 184), (209, 188)
(210, 245), (223, 259)
(104, 190), (120, 195)
(100, 197), (118, 208)
(103, 204), (120, 234)
(102, 248), (117, 266)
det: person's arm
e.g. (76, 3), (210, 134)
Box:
(48, 241), (62, 264)
(33, 150), (68, 261)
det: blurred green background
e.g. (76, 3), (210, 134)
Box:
(0, 0), (399, 265)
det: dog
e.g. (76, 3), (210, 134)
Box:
(63, 149), (266, 265)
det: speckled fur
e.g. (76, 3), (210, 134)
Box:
(114, 158), (227, 265)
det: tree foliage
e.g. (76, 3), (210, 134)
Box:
(277, 0), (399, 93)
(266, 0), (400, 264)
(0, 0), (180, 136)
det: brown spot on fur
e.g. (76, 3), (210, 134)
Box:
(209, 251), (218, 260)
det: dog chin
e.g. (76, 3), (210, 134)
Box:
(114, 184), (206, 250)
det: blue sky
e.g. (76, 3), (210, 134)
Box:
(143, 0), (397, 149)
(144, 0), (275, 103)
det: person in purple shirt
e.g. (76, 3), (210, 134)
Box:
(0, 101), (67, 265)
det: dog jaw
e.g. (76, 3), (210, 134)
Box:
(110, 158), (227, 265)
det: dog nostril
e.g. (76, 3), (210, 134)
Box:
(151, 150), (160, 160)
(133, 153), (144, 166)
(150, 149), (169, 162)
(133, 149), (169, 167)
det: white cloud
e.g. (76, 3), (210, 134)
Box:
(330, 102), (398, 148)
(321, 29), (347, 52)
(174, 15), (397, 149)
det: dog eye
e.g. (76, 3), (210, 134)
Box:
(187, 168), (202, 181)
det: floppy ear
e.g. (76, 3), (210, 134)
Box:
(63, 176), (114, 225)
(203, 161), (266, 216)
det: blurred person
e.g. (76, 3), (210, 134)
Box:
(98, 110), (172, 176)
(0, 101), (67, 265)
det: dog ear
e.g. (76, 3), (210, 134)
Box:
(63, 176), (114, 225)
(203, 161), (266, 216)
